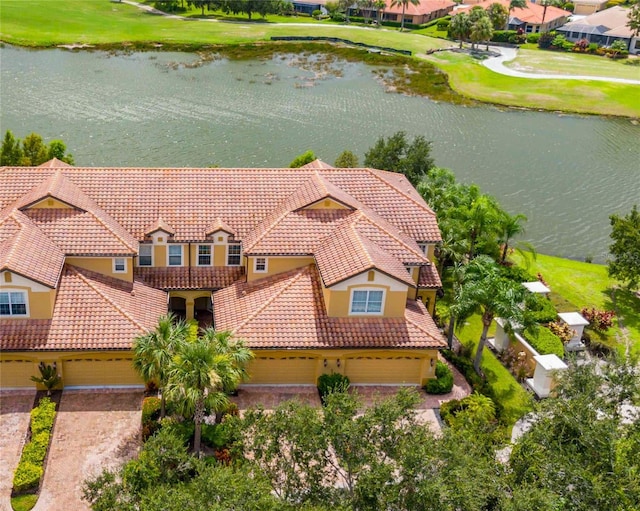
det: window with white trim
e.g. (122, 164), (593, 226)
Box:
(227, 243), (241, 266)
(139, 245), (152, 266)
(168, 245), (182, 266)
(254, 257), (267, 273)
(198, 245), (212, 266)
(113, 258), (126, 273)
(0, 291), (28, 316)
(350, 289), (384, 315)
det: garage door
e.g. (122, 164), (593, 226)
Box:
(249, 357), (318, 384)
(345, 357), (423, 384)
(63, 358), (142, 387)
(0, 359), (36, 388)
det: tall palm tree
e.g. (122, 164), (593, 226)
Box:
(498, 211), (532, 263)
(506, 0), (526, 30)
(471, 15), (494, 50)
(374, 0), (386, 25)
(451, 256), (527, 374)
(133, 313), (188, 418)
(449, 13), (471, 48)
(165, 331), (253, 455)
(390, 0), (420, 31)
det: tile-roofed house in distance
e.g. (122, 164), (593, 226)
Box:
(458, 0), (570, 33)
(0, 159), (446, 389)
(353, 0), (455, 25)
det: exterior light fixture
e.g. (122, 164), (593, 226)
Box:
(324, 359), (328, 368)
(337, 359), (341, 368)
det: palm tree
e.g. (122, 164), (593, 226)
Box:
(374, 0), (386, 25)
(390, 0), (420, 31)
(30, 362), (62, 396)
(497, 211), (531, 263)
(462, 193), (502, 260)
(449, 13), (471, 48)
(471, 15), (494, 50)
(506, 0), (526, 30)
(165, 330), (253, 456)
(451, 256), (527, 374)
(133, 313), (188, 419)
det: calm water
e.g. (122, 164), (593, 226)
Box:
(1, 46), (638, 262)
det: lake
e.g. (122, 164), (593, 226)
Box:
(1, 45), (638, 262)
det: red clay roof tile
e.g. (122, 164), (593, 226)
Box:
(134, 266), (244, 290)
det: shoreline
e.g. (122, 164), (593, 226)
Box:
(2, 40), (638, 120)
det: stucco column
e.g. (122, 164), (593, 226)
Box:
(186, 300), (195, 321)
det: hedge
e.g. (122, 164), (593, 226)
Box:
(524, 326), (564, 358)
(12, 397), (57, 496)
(424, 361), (454, 394)
(525, 293), (557, 323)
(317, 373), (350, 404)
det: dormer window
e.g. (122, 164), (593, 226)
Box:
(0, 291), (28, 316)
(168, 245), (183, 266)
(418, 243), (428, 255)
(114, 258), (126, 273)
(227, 243), (241, 266)
(139, 245), (152, 266)
(350, 289), (384, 315)
(254, 257), (267, 273)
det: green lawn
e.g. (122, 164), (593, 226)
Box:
(455, 315), (534, 428)
(506, 49), (640, 81)
(1, 0), (639, 117)
(513, 252), (640, 358)
(426, 51), (640, 118)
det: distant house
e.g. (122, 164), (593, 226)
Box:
(458, 0), (570, 33)
(292, 0), (328, 15)
(556, 6), (640, 53)
(355, 0), (455, 25)
(569, 0), (608, 16)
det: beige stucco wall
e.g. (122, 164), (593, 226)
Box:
(1, 271), (56, 319)
(246, 256), (314, 281)
(66, 256), (133, 281)
(27, 197), (73, 209)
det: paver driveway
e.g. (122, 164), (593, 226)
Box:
(32, 389), (143, 511)
(0, 391), (36, 511)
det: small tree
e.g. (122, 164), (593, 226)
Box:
(449, 12), (471, 48)
(628, 0), (640, 37)
(608, 205), (640, 289)
(30, 362), (62, 396)
(289, 150), (316, 168)
(487, 2), (508, 30)
(334, 150), (359, 167)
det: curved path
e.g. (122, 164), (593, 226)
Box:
(482, 46), (640, 85)
(120, 1), (640, 85)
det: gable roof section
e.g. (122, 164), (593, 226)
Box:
(0, 210), (64, 288)
(37, 158), (73, 168)
(558, 6), (634, 37)
(315, 221), (415, 287)
(144, 216), (176, 236)
(458, 0), (570, 24)
(418, 263), (442, 288)
(0, 265), (167, 351)
(213, 265), (446, 350)
(0, 166), (440, 243)
(301, 159), (335, 169)
(205, 217), (236, 237)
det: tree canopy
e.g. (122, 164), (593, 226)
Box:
(289, 150), (316, 168)
(1, 130), (74, 166)
(608, 204), (640, 289)
(363, 131), (434, 186)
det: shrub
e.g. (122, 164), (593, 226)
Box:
(21, 432), (49, 465)
(442, 349), (483, 390)
(526, 33), (541, 44)
(142, 397), (162, 440)
(588, 42), (599, 53)
(317, 373), (350, 404)
(30, 397), (56, 435)
(500, 346), (529, 382)
(12, 462), (43, 494)
(312, 9), (322, 18)
(492, 30), (517, 43)
(330, 12), (345, 21)
(580, 307), (615, 332)
(548, 320), (575, 344)
(499, 264), (535, 284)
(201, 423), (231, 449)
(525, 293), (557, 323)
(424, 361), (454, 394)
(538, 31), (554, 49)
(524, 326), (564, 358)
(437, 19), (450, 30)
(440, 392), (496, 428)
(574, 38), (589, 52)
(563, 2), (574, 11)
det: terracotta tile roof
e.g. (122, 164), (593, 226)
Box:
(458, 0), (570, 24)
(134, 266), (244, 290)
(0, 265), (167, 351)
(418, 263), (442, 288)
(0, 210), (65, 288)
(301, 159), (335, 169)
(315, 221), (416, 287)
(0, 167), (440, 244)
(384, 0), (455, 16)
(205, 217), (236, 236)
(11, 171), (138, 253)
(23, 208), (137, 256)
(37, 158), (73, 168)
(213, 265), (446, 350)
(144, 216), (175, 236)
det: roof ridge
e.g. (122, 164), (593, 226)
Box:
(232, 267), (308, 334)
(354, 211), (428, 262)
(69, 266), (146, 333)
(404, 301), (434, 337)
(1, 211), (22, 271)
(364, 168), (436, 219)
(348, 217), (376, 269)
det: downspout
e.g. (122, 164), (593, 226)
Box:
(188, 242), (192, 289)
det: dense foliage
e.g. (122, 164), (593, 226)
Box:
(317, 373), (350, 403)
(12, 398), (56, 494)
(289, 150), (317, 168)
(424, 360), (454, 394)
(523, 326), (564, 358)
(1, 130), (74, 166)
(608, 205), (640, 289)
